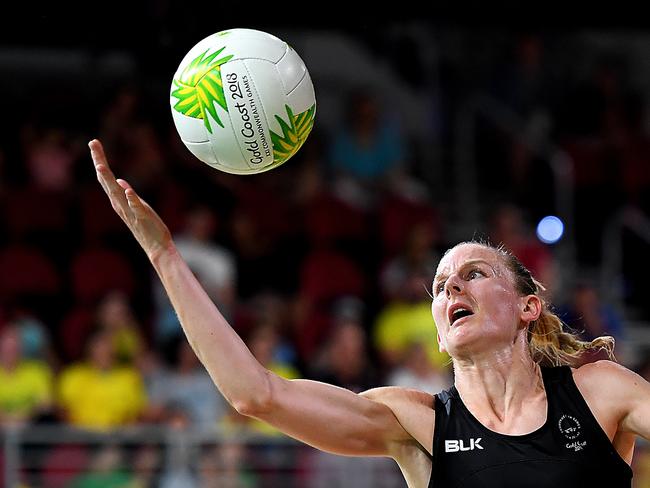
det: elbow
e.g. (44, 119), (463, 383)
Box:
(232, 370), (276, 417)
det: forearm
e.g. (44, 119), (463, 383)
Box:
(151, 244), (271, 412)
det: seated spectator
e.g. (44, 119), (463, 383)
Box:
(559, 282), (624, 341)
(147, 334), (229, 428)
(154, 204), (236, 342)
(557, 281), (626, 365)
(57, 330), (146, 430)
(0, 326), (53, 425)
(374, 269), (449, 370)
(96, 290), (145, 365)
(328, 90), (406, 209)
(233, 292), (297, 363)
(310, 314), (377, 394)
(248, 322), (300, 382)
(380, 222), (439, 301)
(22, 126), (79, 192)
(10, 309), (58, 367)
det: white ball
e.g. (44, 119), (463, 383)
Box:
(170, 28), (316, 175)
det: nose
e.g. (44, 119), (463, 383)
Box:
(444, 274), (463, 298)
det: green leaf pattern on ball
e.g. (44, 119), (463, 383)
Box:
(269, 104), (316, 168)
(171, 47), (233, 133)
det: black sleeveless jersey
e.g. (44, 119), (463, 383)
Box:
(430, 366), (632, 487)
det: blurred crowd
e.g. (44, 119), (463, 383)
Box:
(0, 27), (649, 487)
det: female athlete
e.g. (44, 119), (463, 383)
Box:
(90, 139), (649, 487)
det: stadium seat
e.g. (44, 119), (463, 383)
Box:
(1, 187), (71, 240)
(303, 193), (367, 246)
(0, 245), (60, 298)
(77, 187), (128, 240)
(234, 183), (298, 244)
(59, 306), (95, 362)
(70, 247), (135, 304)
(296, 249), (366, 359)
(300, 249), (365, 304)
(378, 195), (439, 258)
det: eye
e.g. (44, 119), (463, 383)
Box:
(467, 268), (485, 280)
(434, 280), (446, 295)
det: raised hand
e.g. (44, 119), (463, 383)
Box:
(89, 139), (172, 261)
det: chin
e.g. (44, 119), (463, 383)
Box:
(445, 333), (482, 357)
(446, 329), (502, 359)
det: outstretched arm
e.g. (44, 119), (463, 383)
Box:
(90, 139), (424, 457)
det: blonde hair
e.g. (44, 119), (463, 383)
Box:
(458, 241), (615, 367)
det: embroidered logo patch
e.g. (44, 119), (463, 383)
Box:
(558, 414), (587, 452)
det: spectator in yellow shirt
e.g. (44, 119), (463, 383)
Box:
(95, 290), (145, 365)
(374, 269), (450, 370)
(0, 326), (53, 425)
(57, 329), (146, 430)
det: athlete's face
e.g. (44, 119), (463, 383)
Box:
(431, 244), (537, 358)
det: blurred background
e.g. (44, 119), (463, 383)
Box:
(1, 5), (649, 487)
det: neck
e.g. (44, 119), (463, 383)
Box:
(453, 337), (543, 422)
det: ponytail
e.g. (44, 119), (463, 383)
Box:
(528, 301), (615, 367)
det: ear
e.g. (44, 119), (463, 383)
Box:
(437, 332), (447, 353)
(520, 294), (542, 326)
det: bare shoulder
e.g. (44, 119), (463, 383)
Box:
(361, 386), (436, 455)
(573, 359), (650, 447)
(573, 360), (641, 391)
(572, 360), (644, 421)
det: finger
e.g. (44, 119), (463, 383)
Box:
(96, 164), (129, 208)
(88, 139), (108, 169)
(116, 178), (130, 190)
(89, 140), (130, 216)
(89, 139), (119, 185)
(117, 179), (147, 218)
(94, 162), (114, 196)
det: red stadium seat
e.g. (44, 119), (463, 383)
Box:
(59, 306), (95, 362)
(295, 310), (334, 362)
(378, 194), (439, 258)
(70, 247), (135, 304)
(77, 187), (128, 240)
(296, 249), (366, 359)
(0, 245), (60, 297)
(1, 187), (70, 240)
(303, 193), (367, 246)
(155, 180), (190, 235)
(300, 249), (365, 304)
(234, 183), (298, 243)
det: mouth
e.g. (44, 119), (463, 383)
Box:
(448, 304), (475, 327)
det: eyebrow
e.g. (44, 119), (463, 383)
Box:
(433, 259), (496, 285)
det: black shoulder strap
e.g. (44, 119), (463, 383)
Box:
(435, 388), (453, 417)
(432, 390), (454, 466)
(540, 365), (570, 383)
